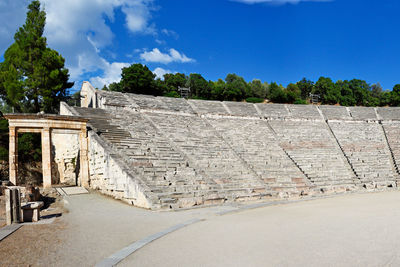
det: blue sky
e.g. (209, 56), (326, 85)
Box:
(1, 0), (400, 92)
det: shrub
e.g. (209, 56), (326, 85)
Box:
(245, 97), (264, 103)
(293, 99), (308, 105)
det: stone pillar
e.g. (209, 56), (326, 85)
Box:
(5, 188), (11, 225)
(9, 127), (18, 185)
(5, 187), (21, 225)
(42, 128), (52, 188)
(79, 128), (89, 188)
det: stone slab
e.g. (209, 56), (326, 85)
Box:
(0, 224), (22, 242)
(60, 187), (89, 196)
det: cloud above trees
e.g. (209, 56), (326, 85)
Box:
(0, 0), (194, 89)
(140, 48), (194, 64)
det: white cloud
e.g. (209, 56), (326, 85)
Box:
(0, 0), (157, 92)
(153, 67), (173, 79)
(140, 48), (195, 64)
(90, 59), (130, 88)
(232, 0), (332, 4)
(38, 0), (156, 84)
(161, 29), (179, 39)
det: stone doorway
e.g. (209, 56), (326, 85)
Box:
(4, 114), (89, 189)
(17, 132), (42, 186)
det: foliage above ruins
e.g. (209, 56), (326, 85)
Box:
(104, 63), (400, 107)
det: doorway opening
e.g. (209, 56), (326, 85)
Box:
(17, 132), (42, 186)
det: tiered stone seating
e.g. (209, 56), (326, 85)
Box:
(377, 107), (400, 120)
(97, 90), (131, 108)
(224, 101), (259, 117)
(329, 121), (397, 188)
(188, 99), (227, 115)
(69, 87), (400, 210)
(124, 93), (166, 111)
(255, 103), (289, 118)
(269, 120), (358, 192)
(124, 94), (195, 114)
(74, 107), (218, 209)
(319, 106), (351, 120)
(287, 105), (322, 120)
(349, 107), (377, 120)
(380, 122), (400, 177)
(208, 118), (312, 196)
(145, 112), (272, 200)
(157, 96), (195, 114)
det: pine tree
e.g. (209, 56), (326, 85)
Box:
(0, 0), (73, 113)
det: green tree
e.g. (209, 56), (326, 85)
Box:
(120, 63), (160, 95)
(286, 83), (301, 103)
(187, 74), (211, 99)
(248, 79), (267, 99)
(314, 77), (340, 104)
(210, 79), (226, 101)
(390, 84), (400, 106)
(163, 73), (187, 95)
(224, 73), (248, 101)
(336, 80), (355, 106)
(348, 79), (371, 106)
(0, 0), (73, 113)
(296, 78), (314, 99)
(268, 82), (287, 103)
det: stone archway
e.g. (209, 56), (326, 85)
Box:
(4, 114), (89, 188)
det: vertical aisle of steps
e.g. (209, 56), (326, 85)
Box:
(380, 122), (400, 186)
(329, 121), (397, 189)
(145, 112), (275, 202)
(74, 107), (219, 209)
(207, 117), (314, 197)
(268, 119), (358, 193)
(324, 120), (362, 186)
(72, 107), (157, 203)
(107, 109), (224, 209)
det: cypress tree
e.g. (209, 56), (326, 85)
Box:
(0, 0), (73, 113)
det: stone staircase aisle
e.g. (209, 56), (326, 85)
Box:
(74, 107), (218, 209)
(208, 117), (314, 197)
(145, 112), (275, 202)
(269, 120), (358, 193)
(329, 121), (397, 189)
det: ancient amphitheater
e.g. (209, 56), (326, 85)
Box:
(59, 82), (400, 210)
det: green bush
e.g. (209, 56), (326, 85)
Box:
(245, 97), (264, 103)
(293, 99), (308, 105)
(163, 91), (180, 98)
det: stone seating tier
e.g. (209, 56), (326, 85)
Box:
(318, 106), (351, 120)
(329, 121), (397, 188)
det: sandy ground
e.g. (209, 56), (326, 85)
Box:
(2, 190), (400, 266)
(120, 191), (400, 267)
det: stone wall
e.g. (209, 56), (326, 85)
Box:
(51, 130), (80, 186)
(60, 102), (153, 209)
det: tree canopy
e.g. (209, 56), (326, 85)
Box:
(0, 0), (73, 113)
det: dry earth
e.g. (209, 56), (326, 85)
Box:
(0, 189), (67, 267)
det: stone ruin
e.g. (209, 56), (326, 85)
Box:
(51, 81), (400, 209)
